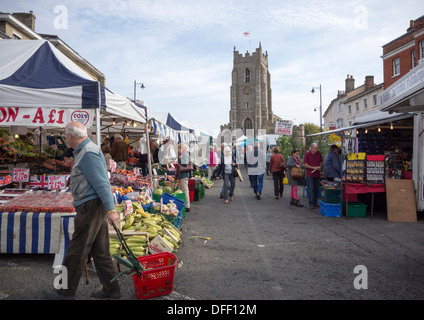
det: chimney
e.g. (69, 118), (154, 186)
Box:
(364, 75), (375, 90)
(345, 74), (355, 93)
(12, 11), (36, 31)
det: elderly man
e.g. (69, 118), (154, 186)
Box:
(44, 121), (120, 300)
(303, 142), (323, 209)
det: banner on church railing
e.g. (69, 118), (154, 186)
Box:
(275, 120), (293, 136)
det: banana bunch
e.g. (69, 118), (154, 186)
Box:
(109, 235), (148, 258)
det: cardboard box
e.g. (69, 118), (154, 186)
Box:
(149, 235), (173, 254)
(386, 179), (417, 222)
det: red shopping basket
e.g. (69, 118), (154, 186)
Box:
(132, 252), (178, 300)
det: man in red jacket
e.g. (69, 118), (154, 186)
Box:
(303, 143), (323, 209)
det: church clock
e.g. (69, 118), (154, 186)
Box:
(243, 86), (251, 95)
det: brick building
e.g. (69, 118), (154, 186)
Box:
(381, 15), (424, 89)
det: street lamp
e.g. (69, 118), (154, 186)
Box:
(311, 85), (322, 132)
(133, 80), (145, 102)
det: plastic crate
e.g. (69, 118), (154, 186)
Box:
(305, 186), (321, 199)
(132, 252), (178, 300)
(323, 188), (341, 204)
(343, 201), (367, 218)
(319, 200), (341, 217)
(161, 193), (184, 229)
(171, 192), (186, 218)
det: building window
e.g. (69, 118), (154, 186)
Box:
(393, 58), (400, 76)
(336, 118), (343, 128)
(373, 94), (378, 107)
(363, 98), (368, 110)
(338, 101), (342, 112)
(420, 40), (424, 60)
(244, 118), (253, 131)
(355, 102), (359, 113)
(245, 69), (250, 83)
(412, 50), (416, 69)
(348, 105), (352, 115)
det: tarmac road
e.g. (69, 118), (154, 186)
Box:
(1, 167), (423, 301)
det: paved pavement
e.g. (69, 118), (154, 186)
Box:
(1, 168), (423, 301)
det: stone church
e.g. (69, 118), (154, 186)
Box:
(221, 43), (281, 136)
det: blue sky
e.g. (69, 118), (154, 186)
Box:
(1, 0), (422, 134)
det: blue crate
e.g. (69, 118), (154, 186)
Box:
(305, 186), (322, 199)
(319, 200), (341, 217)
(161, 193), (184, 229)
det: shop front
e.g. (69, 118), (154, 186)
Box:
(380, 61), (424, 213)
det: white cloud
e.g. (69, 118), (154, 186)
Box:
(1, 0), (422, 133)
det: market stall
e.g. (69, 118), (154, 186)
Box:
(309, 111), (417, 220)
(0, 39), (149, 258)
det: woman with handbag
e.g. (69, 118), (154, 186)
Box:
(176, 143), (192, 212)
(287, 149), (304, 207)
(269, 146), (286, 199)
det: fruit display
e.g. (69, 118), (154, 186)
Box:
(0, 129), (38, 161)
(0, 190), (74, 213)
(200, 177), (214, 188)
(151, 201), (179, 217)
(109, 234), (149, 258)
(115, 201), (182, 252)
(111, 170), (151, 189)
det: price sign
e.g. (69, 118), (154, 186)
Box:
(13, 168), (30, 182)
(48, 175), (67, 190)
(125, 200), (132, 215)
(110, 160), (116, 173)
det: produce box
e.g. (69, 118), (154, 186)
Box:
(149, 235), (174, 254)
(343, 201), (367, 218)
(319, 200), (341, 217)
(322, 188), (341, 204)
(161, 193), (184, 229)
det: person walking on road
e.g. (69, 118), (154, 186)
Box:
(266, 149), (272, 176)
(303, 143), (323, 209)
(208, 145), (219, 180)
(176, 143), (192, 212)
(287, 149), (304, 207)
(216, 146), (238, 204)
(269, 146), (286, 199)
(44, 121), (120, 300)
(246, 141), (266, 200)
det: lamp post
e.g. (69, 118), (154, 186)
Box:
(311, 85), (322, 132)
(133, 80), (145, 102)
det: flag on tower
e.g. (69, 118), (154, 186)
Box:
(243, 32), (250, 37)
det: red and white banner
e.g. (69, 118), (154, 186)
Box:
(275, 120), (294, 136)
(0, 107), (94, 127)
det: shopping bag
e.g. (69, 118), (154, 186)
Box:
(235, 167), (243, 182)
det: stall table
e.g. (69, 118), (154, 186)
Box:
(343, 183), (386, 218)
(0, 211), (75, 267)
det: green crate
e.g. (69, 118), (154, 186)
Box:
(343, 201), (367, 218)
(323, 188), (341, 204)
(152, 193), (162, 203)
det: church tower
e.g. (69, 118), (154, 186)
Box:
(229, 43), (280, 136)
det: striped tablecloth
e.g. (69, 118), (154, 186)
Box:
(0, 211), (75, 266)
